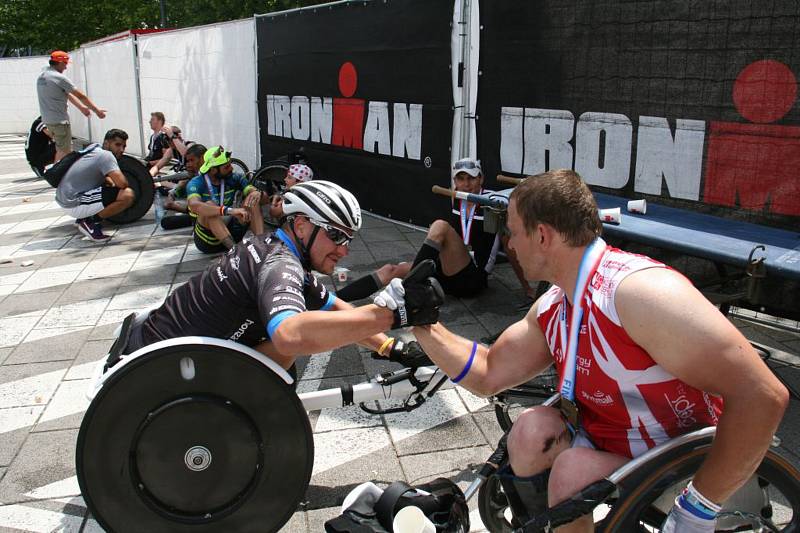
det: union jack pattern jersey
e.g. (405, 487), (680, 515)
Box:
(536, 244), (723, 458)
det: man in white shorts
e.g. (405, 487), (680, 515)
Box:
(55, 129), (135, 241)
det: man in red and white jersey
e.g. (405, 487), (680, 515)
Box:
(386, 169), (788, 533)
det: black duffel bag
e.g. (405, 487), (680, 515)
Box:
(325, 478), (469, 533)
(42, 144), (99, 188)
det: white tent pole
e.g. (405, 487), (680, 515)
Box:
(132, 34), (147, 157)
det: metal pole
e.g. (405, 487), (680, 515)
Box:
(131, 35), (147, 157)
(159, 0), (167, 28)
(458, 0), (472, 160)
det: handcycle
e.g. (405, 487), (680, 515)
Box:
(76, 308), (800, 532)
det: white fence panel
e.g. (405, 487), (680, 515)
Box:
(137, 19), (259, 169)
(66, 48), (91, 141)
(0, 56), (47, 134)
(83, 37), (144, 155)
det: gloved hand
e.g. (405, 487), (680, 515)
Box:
(661, 483), (719, 533)
(374, 259), (444, 328)
(388, 340), (433, 368)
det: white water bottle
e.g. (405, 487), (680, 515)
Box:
(154, 191), (166, 227)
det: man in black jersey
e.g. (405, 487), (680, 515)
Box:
(122, 180), (443, 371)
(25, 116), (56, 176)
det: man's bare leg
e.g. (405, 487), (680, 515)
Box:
(198, 214), (236, 249)
(549, 448), (628, 532)
(422, 220), (471, 276)
(97, 188), (135, 219)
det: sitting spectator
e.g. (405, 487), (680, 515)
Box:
(164, 143), (205, 215)
(162, 125), (193, 172)
(145, 112), (172, 177)
(55, 129), (135, 242)
(187, 146), (263, 253)
(266, 163), (315, 220)
(26, 116), (56, 176)
(336, 158), (532, 302)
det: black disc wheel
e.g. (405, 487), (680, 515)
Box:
(76, 342), (313, 533)
(602, 445), (800, 532)
(107, 155), (155, 224)
(494, 367), (559, 432)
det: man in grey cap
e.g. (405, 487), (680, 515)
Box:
(36, 50), (107, 162)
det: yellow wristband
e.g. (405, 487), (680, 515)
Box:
(377, 337), (395, 357)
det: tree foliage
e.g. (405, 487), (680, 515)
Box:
(0, 0), (328, 55)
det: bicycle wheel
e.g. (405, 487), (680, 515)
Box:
(230, 158), (249, 177)
(494, 366), (559, 431)
(478, 473), (524, 533)
(250, 161), (288, 195)
(602, 446), (800, 532)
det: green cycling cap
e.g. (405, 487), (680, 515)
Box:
(200, 145), (231, 173)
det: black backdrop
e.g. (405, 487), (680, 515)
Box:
(476, 0), (800, 228)
(256, 0), (454, 226)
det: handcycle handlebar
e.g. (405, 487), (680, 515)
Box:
(497, 174), (524, 186)
(430, 185), (509, 210)
(153, 170), (191, 183)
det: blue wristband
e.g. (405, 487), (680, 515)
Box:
(451, 341), (477, 383)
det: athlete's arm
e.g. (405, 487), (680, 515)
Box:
(69, 88), (106, 118)
(187, 192), (246, 219)
(616, 268), (788, 503)
(270, 304), (395, 356)
(413, 299), (553, 397)
(105, 169), (129, 189)
(67, 93), (90, 117)
(329, 295), (392, 352)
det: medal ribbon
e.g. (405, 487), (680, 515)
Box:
(204, 174), (225, 206)
(459, 196), (478, 246)
(557, 237), (607, 403)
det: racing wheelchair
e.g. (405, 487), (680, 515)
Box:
(77, 311), (800, 532)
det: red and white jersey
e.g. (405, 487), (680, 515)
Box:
(537, 244), (722, 458)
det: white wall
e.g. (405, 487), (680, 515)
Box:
(137, 19), (259, 169)
(83, 37), (144, 155)
(0, 56), (48, 134)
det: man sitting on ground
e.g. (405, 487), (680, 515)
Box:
(187, 145), (263, 253)
(121, 180), (440, 374)
(335, 158), (531, 302)
(164, 142), (205, 216)
(266, 163), (315, 220)
(25, 116), (56, 177)
(144, 112), (172, 178)
(55, 129), (135, 242)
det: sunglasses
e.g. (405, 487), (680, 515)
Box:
(311, 220), (354, 246)
(453, 160), (480, 171)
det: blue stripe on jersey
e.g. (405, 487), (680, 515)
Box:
(267, 309), (299, 338)
(321, 292), (336, 311)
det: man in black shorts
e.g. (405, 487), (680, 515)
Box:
(54, 129), (135, 242)
(123, 180), (442, 371)
(334, 158), (531, 302)
(25, 116), (56, 177)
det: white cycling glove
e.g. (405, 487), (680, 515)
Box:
(374, 278), (405, 311)
(661, 482), (719, 533)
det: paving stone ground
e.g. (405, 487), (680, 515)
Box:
(0, 134), (798, 532)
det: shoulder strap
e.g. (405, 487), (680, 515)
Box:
(374, 481), (414, 530)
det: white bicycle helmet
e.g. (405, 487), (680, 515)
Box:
(282, 180), (362, 235)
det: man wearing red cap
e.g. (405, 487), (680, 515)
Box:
(36, 51), (107, 162)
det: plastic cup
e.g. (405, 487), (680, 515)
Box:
(627, 199), (647, 214)
(598, 207), (621, 224)
(393, 506), (436, 533)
